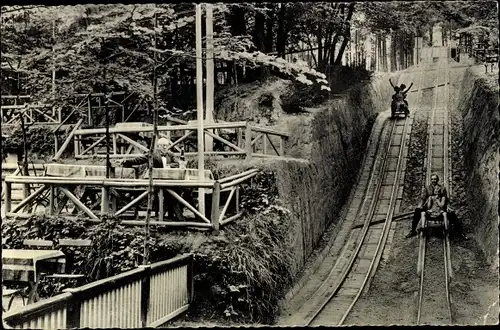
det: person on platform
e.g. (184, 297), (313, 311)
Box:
(120, 137), (177, 169)
(117, 138), (187, 221)
(406, 174), (467, 240)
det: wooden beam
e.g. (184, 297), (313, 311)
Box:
(120, 220), (212, 227)
(5, 182), (12, 213)
(60, 187), (99, 220)
(53, 118), (84, 161)
(266, 134), (280, 155)
(117, 133), (149, 153)
(211, 181), (221, 232)
(220, 171), (259, 189)
(11, 185), (48, 213)
(249, 125), (289, 137)
(205, 130), (244, 152)
(166, 188), (211, 224)
(74, 122), (248, 135)
(218, 169), (259, 184)
(245, 123), (252, 160)
(218, 186), (235, 223)
(80, 135), (106, 156)
(220, 212), (243, 226)
(250, 133), (263, 146)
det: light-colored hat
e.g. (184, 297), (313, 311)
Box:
(157, 137), (170, 145)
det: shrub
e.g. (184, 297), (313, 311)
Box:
(1, 171), (295, 324)
(1, 126), (65, 161)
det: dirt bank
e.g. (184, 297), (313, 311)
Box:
(344, 64), (498, 326)
(456, 67), (499, 270)
(216, 72), (399, 274)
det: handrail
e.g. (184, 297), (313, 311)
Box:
(2, 254), (193, 328)
(4, 175), (215, 188)
(220, 170), (259, 189)
(74, 122), (249, 135)
(74, 122), (289, 138)
(218, 169), (259, 184)
(2, 292), (73, 324)
(248, 125), (289, 137)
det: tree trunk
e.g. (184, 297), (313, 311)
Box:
(276, 4), (288, 58)
(229, 6), (246, 36)
(264, 3), (274, 53)
(329, 33), (340, 66)
(317, 29), (323, 69)
(253, 7), (266, 52)
(382, 36), (387, 71)
(334, 3), (355, 65)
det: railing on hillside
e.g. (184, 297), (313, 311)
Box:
(65, 121), (288, 160)
(1, 95), (61, 126)
(3, 165), (259, 230)
(2, 253), (193, 329)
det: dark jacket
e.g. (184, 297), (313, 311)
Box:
(122, 150), (176, 168)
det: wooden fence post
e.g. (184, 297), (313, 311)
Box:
(64, 289), (81, 329)
(211, 181), (221, 232)
(49, 185), (55, 215)
(245, 123), (252, 160)
(158, 188), (164, 221)
(5, 182), (12, 213)
(139, 265), (151, 327)
(187, 254), (194, 303)
(101, 187), (109, 214)
(263, 134), (268, 155)
(237, 127), (242, 150)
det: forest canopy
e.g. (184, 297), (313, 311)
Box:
(1, 2), (497, 111)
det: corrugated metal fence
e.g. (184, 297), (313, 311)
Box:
(3, 254), (193, 329)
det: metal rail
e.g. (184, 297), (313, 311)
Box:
(416, 50), (454, 325)
(305, 112), (410, 325)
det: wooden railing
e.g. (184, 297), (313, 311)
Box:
(2, 253), (193, 329)
(67, 121), (288, 160)
(3, 165), (259, 230)
(0, 104), (61, 125)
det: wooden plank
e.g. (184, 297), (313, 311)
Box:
(248, 125), (289, 137)
(245, 123), (252, 160)
(218, 187), (235, 223)
(115, 191), (148, 216)
(211, 182), (221, 231)
(60, 187), (99, 220)
(204, 130), (244, 152)
(11, 185), (48, 213)
(116, 134), (149, 153)
(58, 239), (92, 247)
(75, 122), (248, 135)
(53, 119), (84, 161)
(80, 135), (106, 156)
(220, 212), (243, 226)
(166, 189), (211, 224)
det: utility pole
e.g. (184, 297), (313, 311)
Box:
(196, 3), (205, 217)
(205, 3), (214, 152)
(144, 7), (159, 265)
(52, 19), (56, 118)
(102, 68), (110, 215)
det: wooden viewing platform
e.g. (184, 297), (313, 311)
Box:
(3, 164), (259, 231)
(63, 121), (288, 161)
